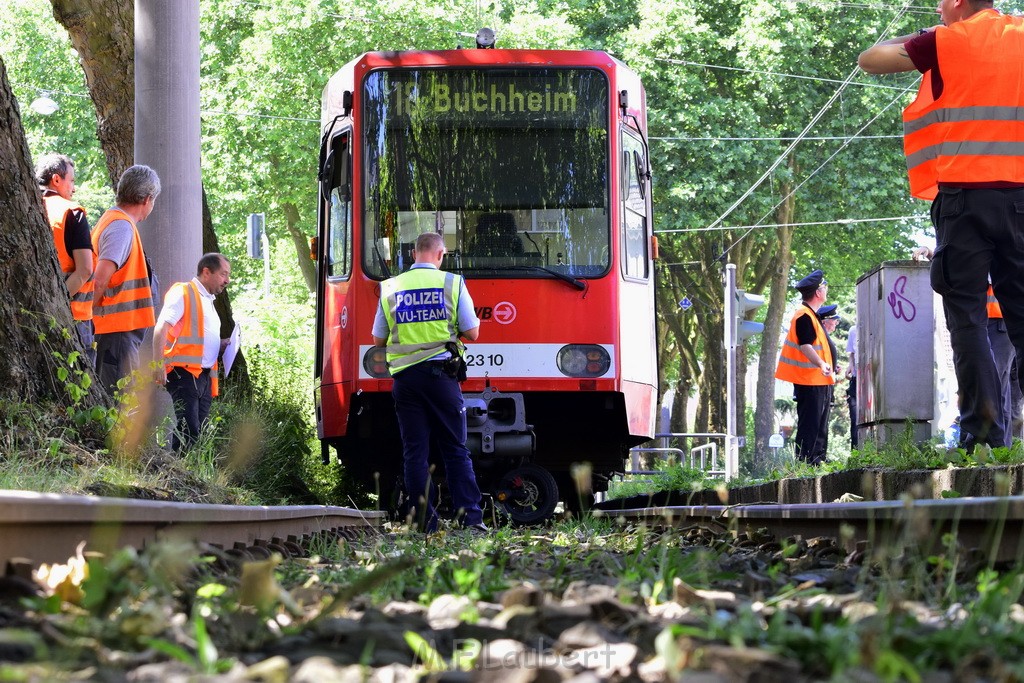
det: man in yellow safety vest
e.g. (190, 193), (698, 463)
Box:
(153, 253), (231, 452)
(372, 232), (485, 533)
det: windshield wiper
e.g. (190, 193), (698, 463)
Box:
(451, 264), (586, 291)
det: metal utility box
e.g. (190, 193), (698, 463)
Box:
(856, 260), (953, 445)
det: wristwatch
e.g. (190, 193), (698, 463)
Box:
(917, 28), (929, 35)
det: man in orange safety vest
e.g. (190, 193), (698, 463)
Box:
(36, 153), (95, 365)
(775, 270), (834, 465)
(152, 253), (231, 452)
(859, 0), (1024, 450)
(92, 165), (160, 393)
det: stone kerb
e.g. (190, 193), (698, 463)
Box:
(596, 464), (1024, 513)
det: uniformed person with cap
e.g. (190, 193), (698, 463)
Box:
(816, 303), (842, 457)
(817, 304), (841, 375)
(372, 232), (487, 534)
(775, 270), (835, 465)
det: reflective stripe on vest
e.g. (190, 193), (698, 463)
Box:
(988, 285), (1003, 319)
(774, 307), (835, 386)
(903, 10), (1024, 200)
(380, 268), (462, 374)
(43, 193), (94, 321)
(163, 281), (219, 398)
(91, 208), (156, 334)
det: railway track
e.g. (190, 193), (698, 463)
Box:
(597, 496), (1024, 563)
(0, 490), (383, 568)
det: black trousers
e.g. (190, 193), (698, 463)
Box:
(988, 317), (1016, 447)
(847, 376), (858, 448)
(95, 329), (145, 394)
(931, 187), (1024, 447)
(794, 384), (830, 465)
(391, 361), (483, 532)
(166, 367), (213, 451)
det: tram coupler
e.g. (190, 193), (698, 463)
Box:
(464, 386), (535, 462)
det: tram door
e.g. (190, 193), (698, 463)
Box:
(619, 128), (657, 436)
(317, 130), (355, 439)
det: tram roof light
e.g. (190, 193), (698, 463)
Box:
(476, 28), (496, 49)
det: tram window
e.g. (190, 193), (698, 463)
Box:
(327, 132), (352, 278)
(621, 131), (648, 280)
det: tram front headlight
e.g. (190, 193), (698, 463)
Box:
(556, 345), (610, 378)
(362, 347), (390, 378)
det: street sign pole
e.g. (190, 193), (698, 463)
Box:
(724, 263), (738, 480)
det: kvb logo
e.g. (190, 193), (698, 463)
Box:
(493, 301), (517, 325)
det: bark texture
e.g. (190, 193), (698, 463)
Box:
(50, 0), (134, 186)
(284, 202), (316, 293)
(753, 191), (796, 473)
(0, 56), (101, 404)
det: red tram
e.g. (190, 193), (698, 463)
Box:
(314, 31), (658, 522)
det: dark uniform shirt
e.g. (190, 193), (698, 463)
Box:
(43, 189), (92, 255)
(795, 304), (818, 345)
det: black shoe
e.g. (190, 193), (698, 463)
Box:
(959, 432), (978, 455)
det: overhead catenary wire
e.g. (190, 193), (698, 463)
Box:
(656, 215), (927, 234)
(699, 0), (917, 250)
(655, 57), (915, 92)
(652, 134), (901, 141)
(781, 0), (938, 15)
(715, 75), (918, 251)
(10, 82), (322, 124)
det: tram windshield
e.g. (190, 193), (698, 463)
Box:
(361, 68), (609, 279)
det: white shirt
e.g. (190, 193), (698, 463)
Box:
(157, 277), (221, 368)
(846, 325), (857, 377)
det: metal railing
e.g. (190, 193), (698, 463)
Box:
(625, 432), (730, 478)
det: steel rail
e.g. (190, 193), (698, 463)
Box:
(600, 496), (1024, 564)
(0, 490), (384, 567)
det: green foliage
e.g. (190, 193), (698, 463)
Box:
(47, 339), (116, 436)
(606, 460), (713, 500)
(0, 0), (112, 209)
(209, 361), (325, 506)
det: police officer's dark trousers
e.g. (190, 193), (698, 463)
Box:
(930, 187), (1024, 448)
(793, 384), (829, 465)
(988, 318), (1015, 447)
(847, 377), (858, 448)
(166, 367), (213, 452)
(392, 361), (483, 532)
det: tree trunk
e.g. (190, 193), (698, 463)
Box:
(283, 202), (316, 293)
(753, 194), (796, 473)
(51, 0), (250, 392)
(50, 0), (134, 187)
(0, 55), (103, 406)
(203, 189), (251, 393)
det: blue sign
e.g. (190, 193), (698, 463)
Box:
(679, 297), (693, 311)
(395, 288), (447, 324)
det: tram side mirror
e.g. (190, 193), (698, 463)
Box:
(633, 150), (647, 200)
(319, 151), (335, 203)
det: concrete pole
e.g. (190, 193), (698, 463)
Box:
(135, 0), (202, 309)
(134, 1), (201, 438)
(724, 263), (738, 480)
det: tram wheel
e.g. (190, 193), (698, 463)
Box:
(495, 463), (559, 525)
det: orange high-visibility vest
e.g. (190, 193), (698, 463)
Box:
(43, 194), (93, 321)
(903, 10), (1024, 200)
(162, 281), (219, 397)
(988, 285), (1002, 319)
(775, 306), (835, 386)
(91, 208), (156, 334)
